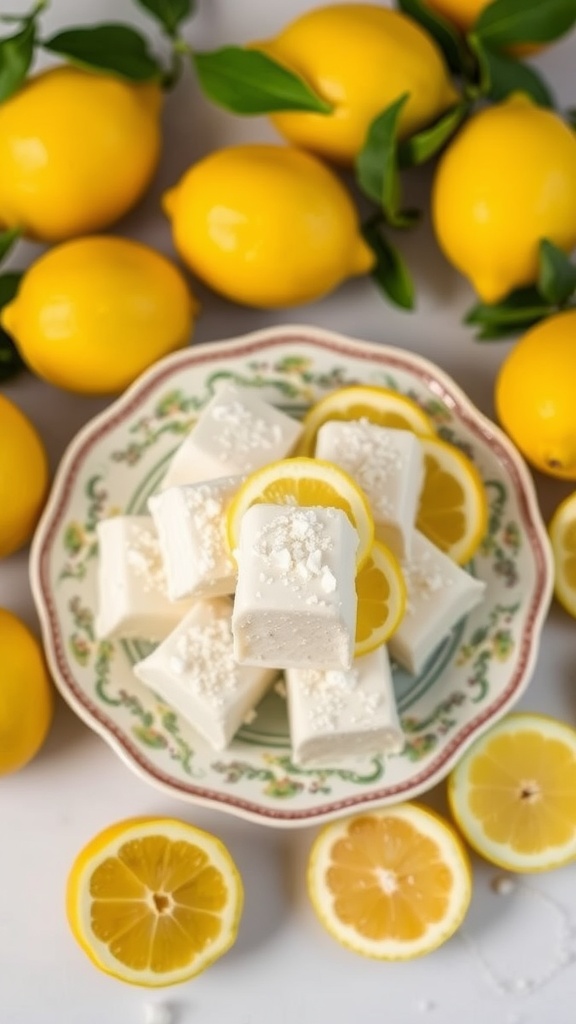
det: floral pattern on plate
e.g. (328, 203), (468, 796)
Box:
(30, 326), (553, 826)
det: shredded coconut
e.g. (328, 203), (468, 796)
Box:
(182, 482), (235, 575)
(252, 508), (335, 591)
(126, 525), (166, 593)
(166, 618), (243, 708)
(323, 419), (405, 521)
(402, 547), (454, 614)
(211, 400), (283, 461)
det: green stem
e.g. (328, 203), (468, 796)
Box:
(161, 35), (193, 90)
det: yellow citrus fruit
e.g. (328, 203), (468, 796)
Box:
(416, 436), (488, 564)
(0, 66), (162, 242)
(432, 94), (576, 304)
(162, 144), (374, 308)
(307, 803), (472, 959)
(0, 395), (48, 557)
(448, 713), (576, 872)
(495, 310), (576, 480)
(226, 457), (374, 568)
(254, 4), (458, 165)
(66, 816), (243, 987)
(1, 236), (198, 395)
(0, 607), (53, 775)
(548, 491), (576, 616)
(355, 541), (406, 657)
(296, 384), (436, 456)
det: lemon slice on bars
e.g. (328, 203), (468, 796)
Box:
(226, 456), (374, 567)
(355, 541), (406, 656)
(416, 436), (488, 564)
(297, 384), (436, 456)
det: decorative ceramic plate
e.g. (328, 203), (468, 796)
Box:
(30, 326), (553, 827)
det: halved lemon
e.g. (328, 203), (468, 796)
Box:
(296, 385), (436, 456)
(226, 457), (374, 567)
(416, 436), (488, 564)
(355, 540), (406, 657)
(66, 817), (243, 987)
(448, 713), (576, 873)
(307, 803), (472, 960)
(548, 490), (576, 618)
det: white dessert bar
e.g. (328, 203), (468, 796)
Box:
(148, 475), (242, 600)
(388, 530), (486, 675)
(161, 382), (303, 489)
(286, 646), (404, 765)
(133, 597), (277, 750)
(315, 419), (424, 560)
(95, 516), (192, 642)
(232, 503), (358, 671)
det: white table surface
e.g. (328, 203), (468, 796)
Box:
(3, 2), (576, 1022)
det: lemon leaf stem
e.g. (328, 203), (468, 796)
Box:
(43, 24), (162, 82)
(193, 46), (333, 115)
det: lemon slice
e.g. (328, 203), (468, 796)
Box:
(307, 803), (472, 960)
(448, 713), (576, 873)
(416, 436), (488, 564)
(548, 490), (576, 617)
(355, 540), (406, 657)
(226, 457), (374, 567)
(296, 385), (436, 456)
(66, 816), (243, 987)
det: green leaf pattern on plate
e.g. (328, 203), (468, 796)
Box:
(57, 353), (523, 798)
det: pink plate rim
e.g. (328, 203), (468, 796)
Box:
(29, 325), (554, 827)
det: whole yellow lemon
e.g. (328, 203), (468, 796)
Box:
(495, 309), (576, 480)
(432, 94), (576, 304)
(0, 395), (48, 558)
(0, 66), (163, 242)
(0, 608), (53, 776)
(253, 3), (458, 165)
(163, 144), (375, 308)
(1, 236), (198, 395)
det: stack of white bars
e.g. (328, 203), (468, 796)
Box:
(95, 383), (485, 764)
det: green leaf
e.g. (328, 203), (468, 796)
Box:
(43, 24), (162, 82)
(399, 102), (469, 167)
(132, 0), (194, 36)
(474, 0), (576, 49)
(538, 239), (576, 305)
(465, 286), (551, 334)
(193, 47), (332, 115)
(397, 0), (475, 75)
(355, 95), (409, 224)
(0, 227), (20, 262)
(0, 272), (25, 380)
(362, 218), (415, 310)
(469, 36), (554, 106)
(0, 18), (35, 102)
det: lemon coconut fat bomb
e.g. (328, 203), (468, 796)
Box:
(95, 383), (486, 765)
